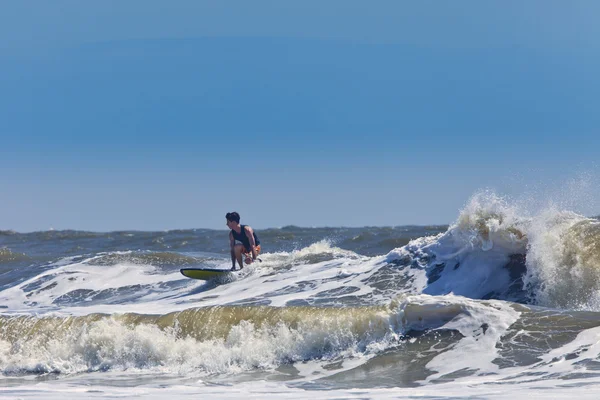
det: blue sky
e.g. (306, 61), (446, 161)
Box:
(2, 1), (599, 231)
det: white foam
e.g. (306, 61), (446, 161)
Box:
(6, 304), (600, 399)
(0, 293), (516, 377)
(0, 254), (185, 313)
(0, 242), (390, 316)
(4, 377), (600, 400)
(418, 296), (521, 380)
(0, 297), (417, 377)
(385, 190), (600, 311)
(524, 209), (600, 309)
(385, 192), (526, 301)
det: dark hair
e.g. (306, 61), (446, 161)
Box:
(226, 212), (240, 223)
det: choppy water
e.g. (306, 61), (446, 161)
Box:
(2, 192), (600, 399)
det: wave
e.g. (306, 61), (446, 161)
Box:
(0, 241), (375, 313)
(0, 248), (30, 264)
(386, 191), (600, 310)
(34, 230), (105, 240)
(524, 211), (600, 309)
(0, 295), (516, 376)
(84, 251), (206, 267)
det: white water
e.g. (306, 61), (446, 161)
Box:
(0, 241), (384, 315)
(2, 190), (600, 398)
(4, 298), (600, 399)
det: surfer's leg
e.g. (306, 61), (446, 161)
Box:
(233, 244), (244, 269)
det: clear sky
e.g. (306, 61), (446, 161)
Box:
(1, 1), (599, 232)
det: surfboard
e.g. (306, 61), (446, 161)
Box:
(180, 268), (233, 280)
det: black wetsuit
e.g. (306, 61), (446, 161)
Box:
(231, 225), (260, 251)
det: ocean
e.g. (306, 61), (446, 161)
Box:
(2, 191), (600, 399)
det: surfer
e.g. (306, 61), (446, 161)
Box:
(226, 212), (261, 271)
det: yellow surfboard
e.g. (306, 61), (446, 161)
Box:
(180, 268), (232, 280)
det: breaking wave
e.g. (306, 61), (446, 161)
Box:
(0, 295), (515, 375)
(387, 191), (600, 309)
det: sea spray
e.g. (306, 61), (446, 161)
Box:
(387, 191), (600, 309)
(524, 211), (600, 309)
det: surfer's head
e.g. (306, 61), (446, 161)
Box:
(226, 212), (240, 224)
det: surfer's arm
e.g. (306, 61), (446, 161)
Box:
(229, 232), (236, 268)
(245, 226), (257, 260)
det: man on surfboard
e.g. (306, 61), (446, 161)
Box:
(226, 212), (261, 271)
